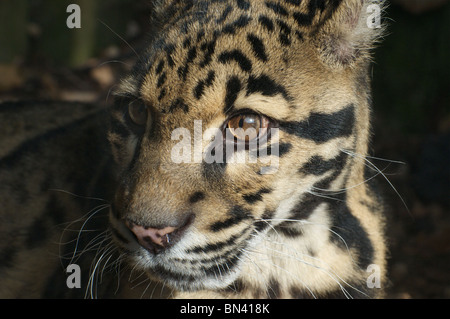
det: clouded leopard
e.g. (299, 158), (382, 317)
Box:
(0, 0), (387, 298)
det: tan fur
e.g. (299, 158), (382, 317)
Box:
(0, 0), (387, 299)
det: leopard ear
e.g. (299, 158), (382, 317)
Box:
(312, 0), (386, 67)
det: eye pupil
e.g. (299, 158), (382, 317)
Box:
(238, 117), (244, 128)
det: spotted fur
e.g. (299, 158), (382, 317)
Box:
(0, 0), (387, 298)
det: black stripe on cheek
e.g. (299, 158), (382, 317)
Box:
(186, 233), (240, 254)
(210, 205), (252, 232)
(218, 50), (252, 72)
(275, 178), (346, 238)
(275, 222), (304, 237)
(300, 152), (348, 176)
(280, 104), (355, 143)
(152, 264), (198, 284)
(259, 142), (292, 157)
(291, 191), (325, 220)
(202, 250), (243, 277)
(253, 209), (275, 233)
(328, 199), (375, 270)
(224, 76), (242, 114)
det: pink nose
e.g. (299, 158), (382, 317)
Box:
(125, 220), (178, 254)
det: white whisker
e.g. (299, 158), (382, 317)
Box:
(97, 19), (141, 62)
(49, 188), (110, 203)
(140, 279), (153, 299)
(68, 204), (110, 265)
(340, 148), (410, 215)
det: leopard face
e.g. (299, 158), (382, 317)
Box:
(107, 0), (386, 297)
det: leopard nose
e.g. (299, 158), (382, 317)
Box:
(124, 218), (192, 254)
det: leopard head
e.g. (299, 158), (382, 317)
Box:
(107, 0), (385, 295)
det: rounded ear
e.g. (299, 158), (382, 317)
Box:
(312, 0), (386, 67)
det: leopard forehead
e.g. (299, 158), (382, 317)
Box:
(116, 0), (361, 123)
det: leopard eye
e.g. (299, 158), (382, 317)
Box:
(128, 101), (148, 126)
(227, 114), (269, 142)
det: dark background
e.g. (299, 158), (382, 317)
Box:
(0, 0), (449, 298)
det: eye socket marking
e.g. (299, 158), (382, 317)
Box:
(226, 113), (271, 142)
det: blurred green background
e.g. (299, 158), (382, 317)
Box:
(0, 0), (449, 298)
(0, 0), (144, 66)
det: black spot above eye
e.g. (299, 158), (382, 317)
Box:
(189, 192), (205, 203)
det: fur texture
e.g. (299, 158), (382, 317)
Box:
(0, 0), (387, 299)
